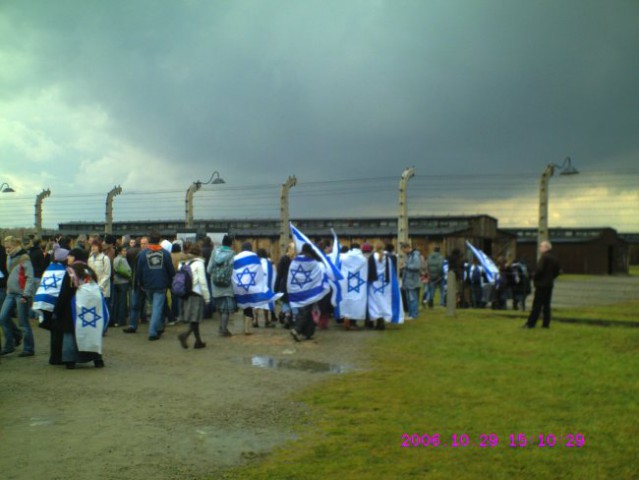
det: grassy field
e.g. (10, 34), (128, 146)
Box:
(477, 302), (639, 325)
(222, 307), (639, 479)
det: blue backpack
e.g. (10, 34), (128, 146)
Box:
(171, 261), (193, 298)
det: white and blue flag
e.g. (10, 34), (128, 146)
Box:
(337, 248), (368, 320)
(33, 263), (67, 312)
(289, 223), (343, 282)
(255, 257), (276, 312)
(287, 256), (330, 309)
(368, 252), (404, 324)
(328, 228), (343, 316)
(232, 251), (282, 308)
(465, 241), (499, 283)
(72, 282), (109, 354)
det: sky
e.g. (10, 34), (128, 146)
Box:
(1, 0), (638, 231)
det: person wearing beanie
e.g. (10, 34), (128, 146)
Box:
(33, 244), (70, 364)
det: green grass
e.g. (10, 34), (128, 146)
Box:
(478, 302), (639, 325)
(221, 309), (639, 479)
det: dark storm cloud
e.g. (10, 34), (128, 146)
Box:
(1, 0), (638, 227)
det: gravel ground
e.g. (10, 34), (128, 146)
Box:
(0, 314), (376, 480)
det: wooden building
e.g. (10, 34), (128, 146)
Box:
(505, 227), (630, 275)
(55, 215), (515, 261)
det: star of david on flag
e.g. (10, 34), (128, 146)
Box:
(347, 271), (366, 293)
(235, 267), (257, 292)
(40, 274), (60, 291)
(78, 306), (101, 328)
(290, 264), (313, 289)
(373, 277), (388, 294)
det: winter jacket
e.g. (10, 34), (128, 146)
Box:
(402, 249), (422, 289)
(181, 255), (211, 304)
(89, 252), (112, 297)
(207, 246), (234, 298)
(6, 249), (36, 297)
(137, 245), (175, 291)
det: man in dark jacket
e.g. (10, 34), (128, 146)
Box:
(523, 241), (560, 329)
(136, 232), (175, 341)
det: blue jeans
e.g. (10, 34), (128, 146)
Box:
(147, 289), (167, 337)
(128, 287), (145, 330)
(424, 279), (446, 306)
(0, 293), (35, 353)
(405, 288), (420, 318)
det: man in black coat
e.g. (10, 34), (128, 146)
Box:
(523, 241), (561, 329)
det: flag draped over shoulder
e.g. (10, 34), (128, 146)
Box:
(232, 251), (282, 308)
(254, 257), (276, 312)
(287, 256), (330, 308)
(33, 263), (66, 312)
(465, 241), (499, 283)
(368, 252), (404, 324)
(72, 282), (109, 354)
(289, 223), (343, 282)
(338, 249), (368, 320)
(328, 228), (343, 316)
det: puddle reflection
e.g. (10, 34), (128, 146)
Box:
(243, 356), (351, 374)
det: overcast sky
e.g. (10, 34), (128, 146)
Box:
(1, 0), (638, 231)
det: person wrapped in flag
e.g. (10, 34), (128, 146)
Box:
(52, 248), (108, 369)
(287, 243), (330, 342)
(33, 244), (70, 365)
(232, 243), (282, 335)
(367, 242), (404, 327)
(337, 243), (368, 330)
(253, 248), (276, 328)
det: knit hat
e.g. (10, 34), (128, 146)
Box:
(52, 244), (70, 262)
(361, 243), (372, 253)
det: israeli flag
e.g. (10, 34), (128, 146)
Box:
(338, 249), (368, 320)
(254, 257), (276, 312)
(465, 241), (499, 283)
(287, 256), (330, 308)
(33, 263), (67, 312)
(72, 282), (109, 354)
(289, 223), (343, 282)
(368, 252), (404, 324)
(328, 228), (343, 316)
(232, 251), (282, 308)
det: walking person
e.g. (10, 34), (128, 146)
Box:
(207, 235), (237, 337)
(523, 241), (560, 329)
(88, 239), (112, 325)
(287, 243), (330, 342)
(136, 232), (175, 341)
(177, 243), (211, 349)
(0, 236), (36, 357)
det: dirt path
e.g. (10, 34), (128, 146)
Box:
(0, 315), (375, 479)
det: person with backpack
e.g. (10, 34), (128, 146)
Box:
(207, 235), (236, 337)
(424, 246), (445, 308)
(176, 243), (211, 349)
(0, 236), (36, 357)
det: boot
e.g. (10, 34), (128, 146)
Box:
(243, 316), (253, 335)
(219, 313), (232, 336)
(192, 322), (205, 348)
(375, 318), (386, 331)
(344, 319), (351, 331)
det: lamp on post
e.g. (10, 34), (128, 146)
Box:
(1, 182), (15, 193)
(185, 171), (225, 229)
(538, 156), (579, 260)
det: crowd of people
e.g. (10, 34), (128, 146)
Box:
(0, 231), (558, 368)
